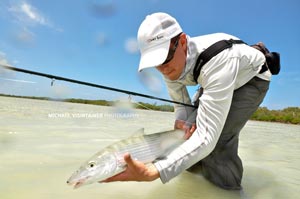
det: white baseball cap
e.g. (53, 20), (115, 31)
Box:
(137, 12), (182, 71)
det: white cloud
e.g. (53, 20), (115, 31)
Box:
(0, 51), (18, 68)
(138, 69), (163, 94)
(7, 1), (62, 32)
(15, 27), (35, 43)
(0, 77), (36, 84)
(125, 37), (139, 54)
(0, 51), (10, 66)
(21, 2), (46, 25)
(0, 51), (14, 78)
(8, 1), (47, 26)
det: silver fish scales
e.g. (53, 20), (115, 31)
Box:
(67, 129), (185, 188)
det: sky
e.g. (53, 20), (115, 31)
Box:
(0, 0), (299, 110)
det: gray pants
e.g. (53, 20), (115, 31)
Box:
(189, 77), (270, 190)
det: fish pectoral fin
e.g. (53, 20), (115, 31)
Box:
(131, 128), (145, 137)
(154, 155), (167, 161)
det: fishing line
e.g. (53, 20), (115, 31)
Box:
(1, 64), (197, 108)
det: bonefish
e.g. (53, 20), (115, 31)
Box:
(67, 129), (185, 189)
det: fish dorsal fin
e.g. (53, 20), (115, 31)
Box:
(131, 128), (145, 137)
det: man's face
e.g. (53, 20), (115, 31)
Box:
(156, 34), (186, 81)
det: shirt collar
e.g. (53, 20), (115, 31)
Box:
(177, 35), (198, 83)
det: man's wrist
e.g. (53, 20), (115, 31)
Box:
(147, 163), (160, 181)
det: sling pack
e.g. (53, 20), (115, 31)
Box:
(193, 39), (281, 83)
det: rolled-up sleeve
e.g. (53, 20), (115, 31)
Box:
(154, 55), (241, 183)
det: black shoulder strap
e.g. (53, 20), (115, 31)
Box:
(193, 39), (245, 82)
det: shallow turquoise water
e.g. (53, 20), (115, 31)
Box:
(0, 96), (299, 199)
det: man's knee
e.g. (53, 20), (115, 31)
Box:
(201, 156), (243, 190)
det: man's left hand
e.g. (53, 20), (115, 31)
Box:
(183, 123), (196, 139)
(174, 120), (196, 139)
(101, 153), (160, 183)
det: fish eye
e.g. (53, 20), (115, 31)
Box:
(88, 161), (96, 168)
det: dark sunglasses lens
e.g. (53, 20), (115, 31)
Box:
(162, 40), (178, 65)
(163, 54), (173, 65)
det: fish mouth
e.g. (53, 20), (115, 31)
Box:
(74, 180), (84, 189)
(67, 176), (90, 189)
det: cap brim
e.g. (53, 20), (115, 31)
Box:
(138, 40), (170, 72)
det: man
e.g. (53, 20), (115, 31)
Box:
(103, 12), (271, 190)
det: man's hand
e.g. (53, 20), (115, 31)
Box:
(101, 153), (159, 183)
(174, 120), (196, 139)
(251, 42), (270, 55)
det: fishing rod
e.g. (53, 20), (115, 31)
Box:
(1, 64), (197, 108)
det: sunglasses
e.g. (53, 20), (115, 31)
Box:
(161, 35), (180, 65)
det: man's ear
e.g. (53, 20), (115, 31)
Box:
(180, 33), (187, 53)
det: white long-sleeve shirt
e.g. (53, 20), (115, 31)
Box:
(153, 33), (271, 183)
